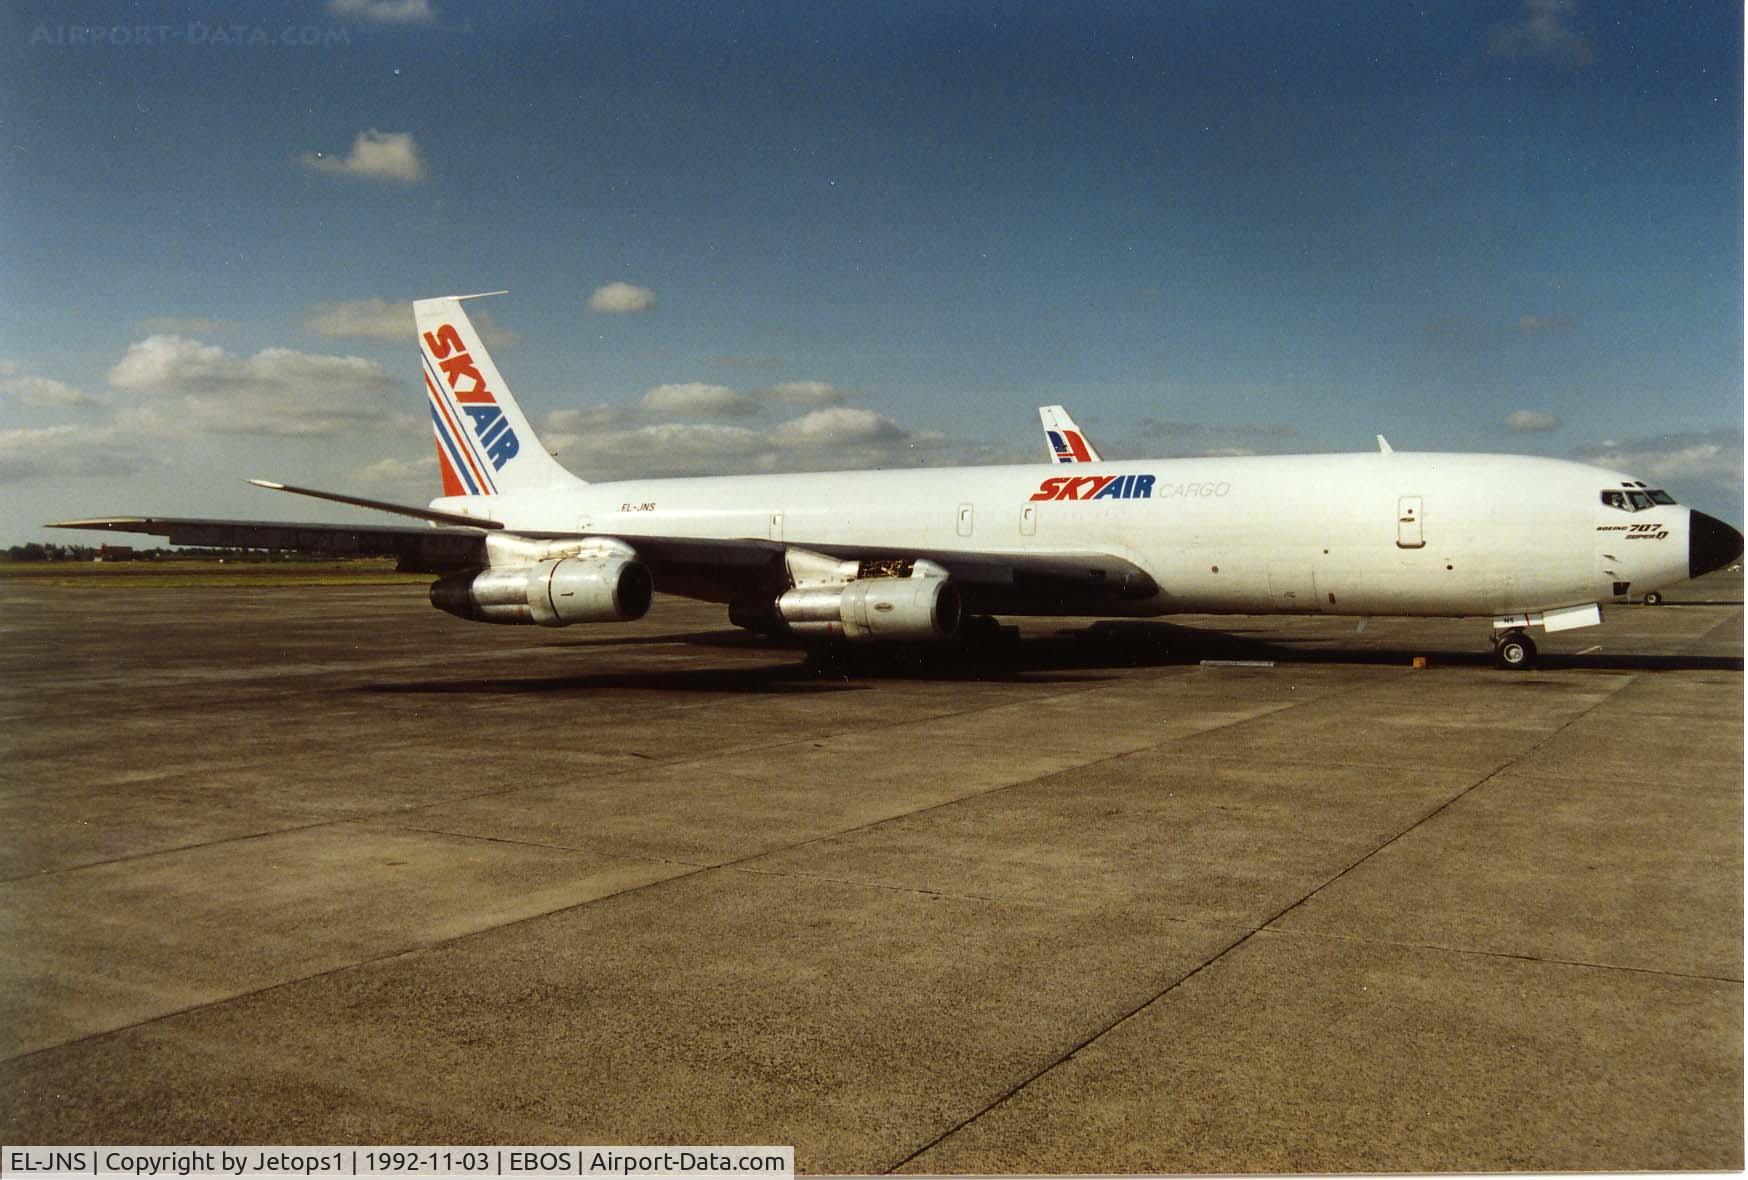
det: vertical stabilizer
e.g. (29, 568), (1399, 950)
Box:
(1039, 405), (1103, 463)
(415, 293), (585, 495)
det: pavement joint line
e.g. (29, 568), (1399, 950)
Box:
(0, 816), (359, 886)
(379, 678), (1390, 900)
(1258, 672), (1642, 925)
(1, 666), (1385, 1068)
(719, 864), (1019, 906)
(1685, 607), (1746, 655)
(1248, 925), (1746, 985)
(0, 850), (742, 1070)
(886, 670), (1643, 1174)
(370, 821), (715, 869)
(3, 671), (1138, 884)
(708, 675), (1396, 880)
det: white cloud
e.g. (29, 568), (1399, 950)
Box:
(1505, 409), (1561, 432)
(135, 316), (234, 336)
(298, 130), (426, 184)
(1514, 314), (1574, 336)
(1132, 417), (1298, 456)
(0, 424), (147, 480)
(706, 354), (784, 370)
(108, 335), (398, 437)
(328, 0), (436, 23)
(304, 297), (517, 348)
(538, 405), (634, 455)
(762, 380), (848, 407)
(0, 371), (104, 408)
(305, 298), (411, 341)
(541, 404), (632, 441)
(109, 335), (226, 392)
(1488, 0), (1594, 65)
(348, 455), (440, 503)
(588, 282), (657, 314)
(544, 406), (948, 482)
(1576, 431), (1743, 489)
(771, 406), (906, 448)
(640, 382), (759, 417)
(354, 456), (436, 483)
(559, 422), (766, 479)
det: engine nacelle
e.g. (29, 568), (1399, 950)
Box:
(776, 577), (962, 644)
(430, 556), (653, 627)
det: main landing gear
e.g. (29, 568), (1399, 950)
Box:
(1491, 628), (1537, 670)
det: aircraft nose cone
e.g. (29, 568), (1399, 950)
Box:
(1689, 510), (1744, 579)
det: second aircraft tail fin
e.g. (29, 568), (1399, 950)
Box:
(1039, 405), (1103, 464)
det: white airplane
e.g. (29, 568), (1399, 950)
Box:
(1039, 405), (1103, 463)
(53, 293), (1742, 670)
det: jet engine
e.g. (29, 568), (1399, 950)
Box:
(775, 575), (962, 643)
(430, 556), (653, 626)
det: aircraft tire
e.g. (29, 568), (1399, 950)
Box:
(1642, 590), (1663, 606)
(1493, 631), (1537, 670)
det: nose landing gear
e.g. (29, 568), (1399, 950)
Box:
(1492, 628), (1537, 670)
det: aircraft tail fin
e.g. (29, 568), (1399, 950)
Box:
(1039, 405), (1103, 463)
(415, 293), (586, 496)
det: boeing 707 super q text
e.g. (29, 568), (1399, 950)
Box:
(54, 293), (1742, 670)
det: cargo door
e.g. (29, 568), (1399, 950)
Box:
(1396, 496), (1425, 549)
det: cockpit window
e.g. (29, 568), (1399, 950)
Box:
(1601, 488), (1675, 512)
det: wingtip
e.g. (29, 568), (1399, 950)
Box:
(46, 516), (148, 529)
(247, 479), (286, 490)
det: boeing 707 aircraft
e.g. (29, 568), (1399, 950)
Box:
(54, 293), (1742, 670)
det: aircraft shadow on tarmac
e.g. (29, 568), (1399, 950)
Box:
(357, 618), (1740, 696)
(358, 662), (874, 696)
(1019, 620), (1746, 674)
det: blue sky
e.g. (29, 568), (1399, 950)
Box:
(1, 0), (1741, 543)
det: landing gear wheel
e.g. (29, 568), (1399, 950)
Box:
(1492, 630), (1537, 670)
(1642, 590), (1663, 606)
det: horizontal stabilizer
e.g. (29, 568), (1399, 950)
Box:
(247, 479), (504, 529)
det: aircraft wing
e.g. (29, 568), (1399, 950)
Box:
(48, 516), (492, 571)
(51, 515), (1155, 614)
(500, 529), (1156, 610)
(791, 541), (1156, 613)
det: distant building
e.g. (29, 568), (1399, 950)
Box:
(96, 545), (134, 562)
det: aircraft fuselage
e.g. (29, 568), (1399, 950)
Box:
(433, 450), (1703, 621)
